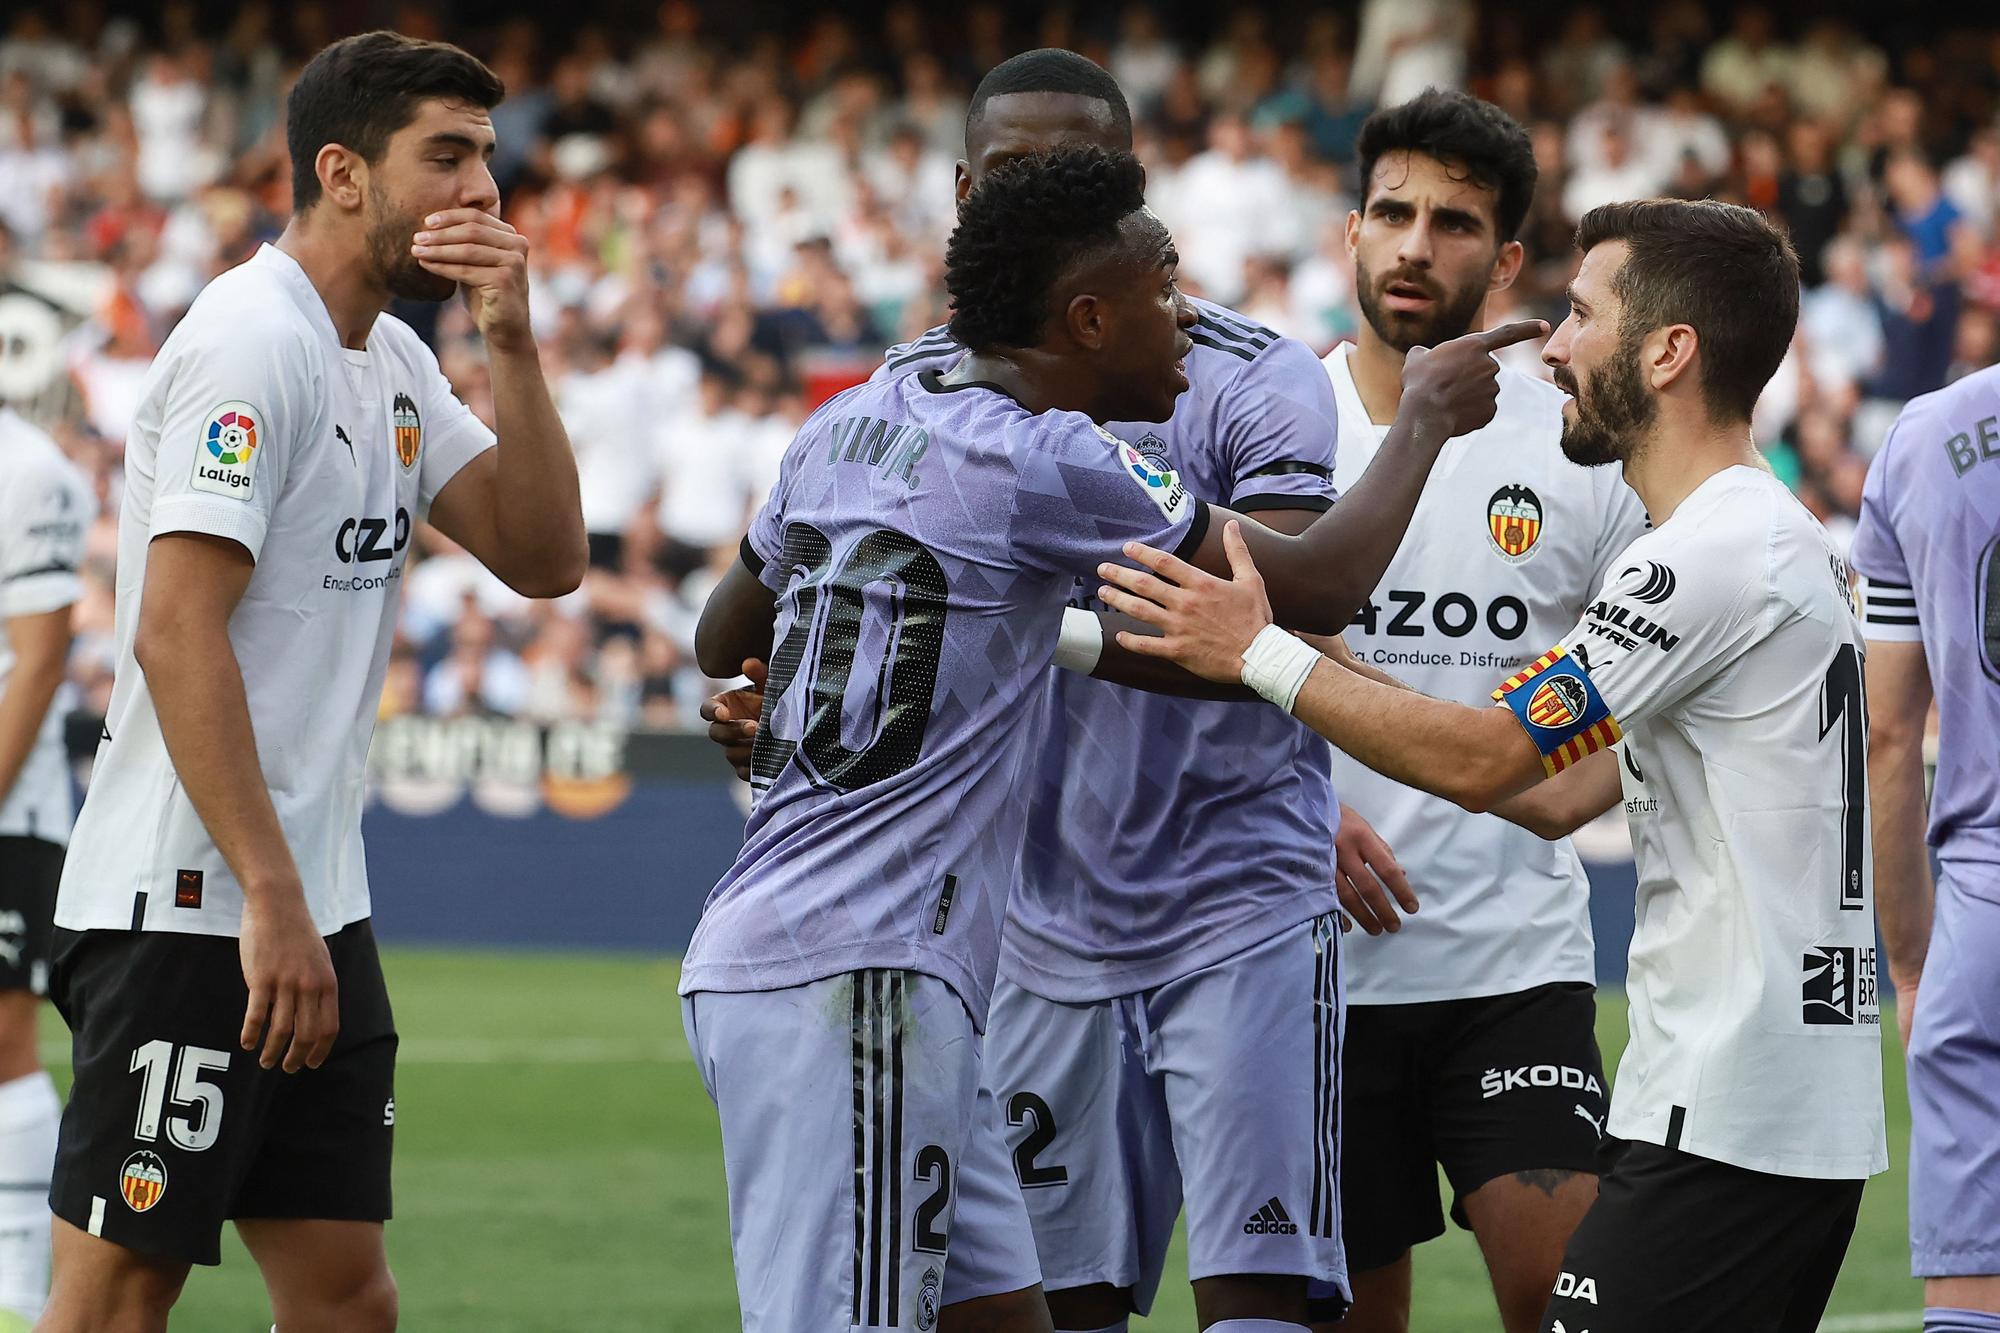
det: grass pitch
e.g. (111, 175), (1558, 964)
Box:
(50, 948), (1917, 1331)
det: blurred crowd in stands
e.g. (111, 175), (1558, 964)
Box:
(3, 2), (1998, 730)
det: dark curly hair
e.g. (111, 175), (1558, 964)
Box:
(1576, 199), (1800, 423)
(945, 146), (1149, 352)
(1356, 89), (1538, 241)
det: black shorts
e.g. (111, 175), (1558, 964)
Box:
(47, 919), (397, 1266)
(1539, 1137), (1863, 1333)
(1340, 981), (1607, 1271)
(0, 835), (62, 995)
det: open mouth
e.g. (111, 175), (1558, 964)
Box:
(1383, 279), (1437, 309)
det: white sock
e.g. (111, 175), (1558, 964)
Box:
(0, 1072), (58, 1323)
(1206, 1322), (1310, 1332)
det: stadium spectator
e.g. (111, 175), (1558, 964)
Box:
(0, 2), (1994, 731)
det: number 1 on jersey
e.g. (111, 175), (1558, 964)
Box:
(1817, 643), (1866, 912)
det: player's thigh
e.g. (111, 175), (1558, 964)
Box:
(1459, 1170), (1598, 1333)
(230, 920), (397, 1230)
(1327, 1254), (1411, 1333)
(236, 1218), (395, 1331)
(45, 926), (288, 1268)
(40, 1216), (189, 1331)
(940, 1074), (1044, 1316)
(1151, 915), (1343, 1311)
(984, 978), (1179, 1314)
(1908, 879), (2000, 1280)
(1337, 999), (1445, 1281)
(1429, 983), (1606, 1238)
(686, 969), (987, 1332)
(1538, 1139), (1862, 1333)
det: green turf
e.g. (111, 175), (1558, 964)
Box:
(48, 949), (1918, 1331)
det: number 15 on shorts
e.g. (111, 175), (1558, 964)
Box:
(129, 1041), (230, 1153)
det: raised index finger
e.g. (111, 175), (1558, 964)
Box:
(1470, 319), (1550, 351)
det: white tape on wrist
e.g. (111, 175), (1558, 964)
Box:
(1052, 606), (1105, 674)
(1239, 623), (1321, 712)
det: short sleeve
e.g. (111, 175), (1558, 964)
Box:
(1217, 336), (1340, 513)
(1008, 417), (1209, 581)
(411, 354), (497, 517)
(1492, 542), (1763, 774)
(1847, 430), (1909, 588)
(0, 455), (90, 618)
(147, 325), (312, 562)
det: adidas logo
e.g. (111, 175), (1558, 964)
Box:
(1243, 1197), (1299, 1236)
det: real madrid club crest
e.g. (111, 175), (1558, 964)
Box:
(392, 392), (422, 471)
(119, 1150), (168, 1213)
(1487, 483), (1543, 564)
(917, 1267), (942, 1331)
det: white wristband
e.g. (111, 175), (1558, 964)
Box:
(1052, 606), (1105, 674)
(1239, 624), (1321, 713)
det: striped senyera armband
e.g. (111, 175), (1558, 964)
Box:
(1491, 645), (1623, 776)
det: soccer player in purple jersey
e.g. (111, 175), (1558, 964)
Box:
(687, 143), (1538, 1333)
(1853, 363), (2000, 1333)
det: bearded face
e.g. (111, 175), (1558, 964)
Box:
(365, 179), (458, 303)
(1555, 328), (1656, 467)
(1353, 251), (1492, 352)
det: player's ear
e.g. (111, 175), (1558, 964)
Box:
(316, 143), (366, 213)
(1064, 292), (1107, 352)
(1344, 208), (1362, 262)
(1645, 324), (1700, 394)
(953, 161), (972, 205)
(1489, 239), (1525, 294)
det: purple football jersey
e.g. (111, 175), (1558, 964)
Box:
(875, 299), (1343, 1000)
(1852, 365), (2000, 890)
(678, 370), (1207, 1024)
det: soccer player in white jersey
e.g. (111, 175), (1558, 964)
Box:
(1313, 92), (1649, 1333)
(1853, 364), (2000, 1333)
(0, 409), (92, 1328)
(38, 33), (585, 1332)
(1096, 199), (1887, 1333)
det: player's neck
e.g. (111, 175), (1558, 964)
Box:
(1347, 323), (1408, 426)
(946, 351), (1105, 419)
(1622, 412), (1767, 525)
(275, 221), (389, 351)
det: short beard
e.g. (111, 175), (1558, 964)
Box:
(1354, 257), (1490, 352)
(1558, 333), (1656, 467)
(366, 183), (458, 303)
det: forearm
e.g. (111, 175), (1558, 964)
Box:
(0, 657), (64, 807)
(1237, 422), (1445, 632)
(140, 628), (302, 903)
(1298, 633), (1410, 690)
(1086, 611), (1261, 701)
(1290, 654), (1530, 812)
(486, 342), (587, 590)
(1869, 730), (1934, 987)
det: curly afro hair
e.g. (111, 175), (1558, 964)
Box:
(945, 145), (1149, 352)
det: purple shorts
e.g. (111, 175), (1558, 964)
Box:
(1908, 873), (2000, 1277)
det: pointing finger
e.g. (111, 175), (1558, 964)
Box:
(1471, 319), (1550, 351)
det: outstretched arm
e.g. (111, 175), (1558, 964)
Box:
(1164, 321), (1548, 634)
(1096, 520), (1548, 811)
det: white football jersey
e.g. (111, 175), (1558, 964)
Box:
(58, 245), (495, 937)
(1496, 465), (1887, 1179)
(1323, 344), (1650, 1004)
(0, 410), (94, 844)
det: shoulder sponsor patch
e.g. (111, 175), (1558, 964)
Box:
(190, 401), (264, 499)
(1492, 644), (1622, 776)
(1100, 425), (1192, 525)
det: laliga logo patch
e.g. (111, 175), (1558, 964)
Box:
(392, 392), (423, 470)
(1527, 674), (1589, 729)
(191, 400), (264, 499)
(119, 1150), (168, 1213)
(1487, 484), (1543, 564)
(1116, 439), (1171, 489)
(1101, 426), (1190, 523)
